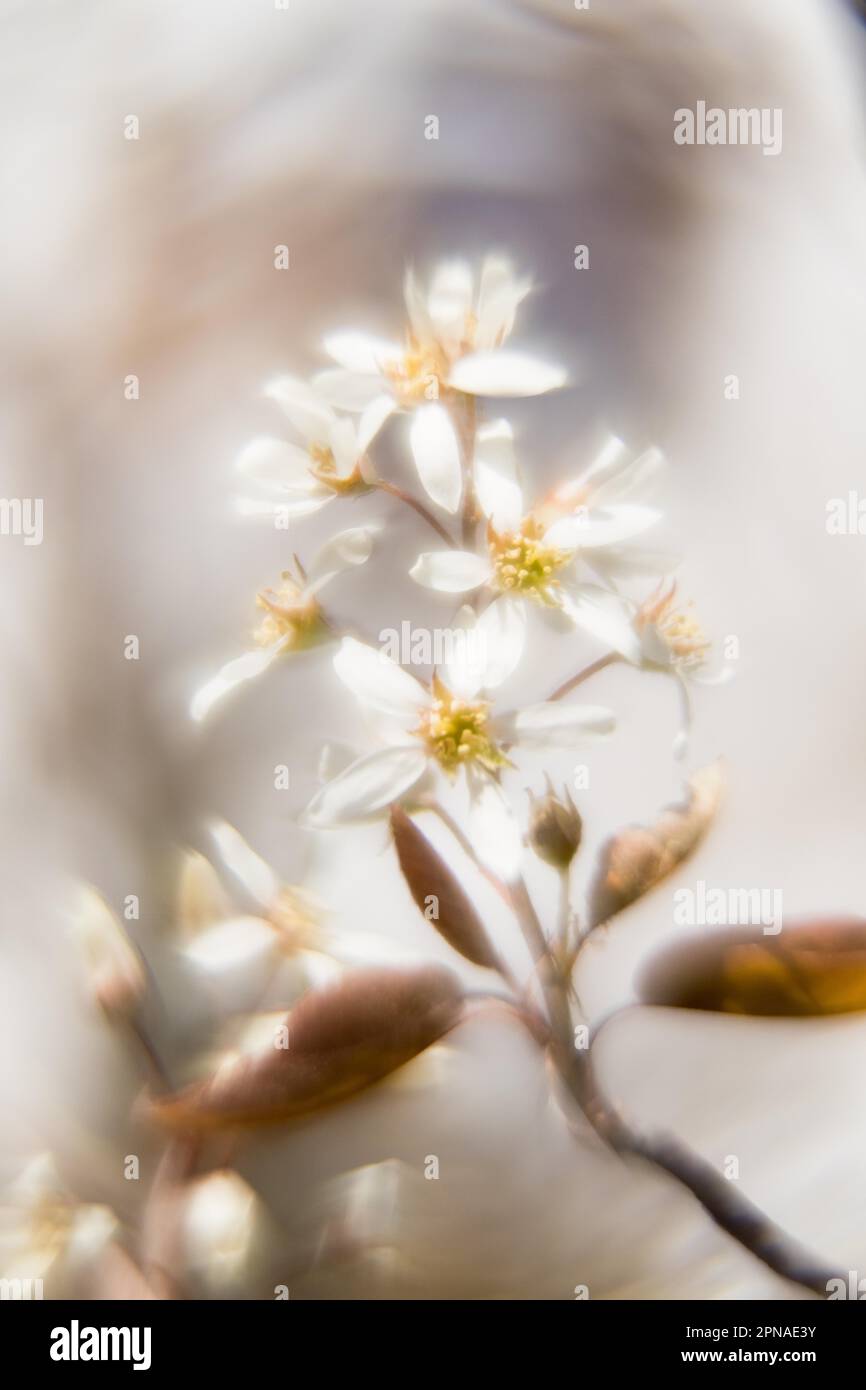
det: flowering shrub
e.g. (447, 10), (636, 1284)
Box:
(6, 257), (862, 1300)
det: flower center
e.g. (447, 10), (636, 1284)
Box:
(415, 682), (506, 775)
(254, 578), (322, 650)
(383, 338), (451, 407)
(308, 443), (364, 495)
(658, 607), (710, 669)
(637, 584), (710, 670)
(489, 520), (570, 605)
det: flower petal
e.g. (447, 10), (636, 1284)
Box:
(262, 376), (334, 442)
(312, 368), (385, 412)
(404, 266), (433, 341)
(305, 525), (379, 595)
(303, 745), (429, 826)
(333, 636), (428, 720)
(438, 604), (486, 699)
(322, 331), (401, 375)
(358, 393), (397, 452)
(182, 916), (279, 974)
(467, 771), (523, 884)
(427, 261), (474, 351)
(409, 404), (462, 514)
(559, 586), (643, 663)
(474, 597), (526, 689)
(409, 550), (491, 593)
(209, 820), (280, 907)
(474, 418), (524, 531)
(190, 645), (283, 723)
(543, 504), (662, 552)
(497, 701), (615, 747)
(474, 257), (531, 350)
(236, 437), (316, 492)
(326, 417), (362, 477)
(449, 350), (567, 397)
(592, 445), (664, 506)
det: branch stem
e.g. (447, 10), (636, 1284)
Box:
(548, 651), (621, 702)
(374, 479), (457, 547)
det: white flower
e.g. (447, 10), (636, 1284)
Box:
(234, 375), (391, 522)
(189, 524), (378, 723)
(631, 582), (734, 758)
(314, 258), (567, 513)
(302, 628), (614, 863)
(635, 582), (732, 685)
(317, 257), (564, 410)
(410, 428), (666, 661)
(0, 1155), (117, 1292)
(177, 826), (420, 1012)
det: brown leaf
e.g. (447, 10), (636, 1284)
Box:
(588, 760), (724, 928)
(639, 917), (866, 1017)
(391, 806), (502, 970)
(151, 964), (462, 1131)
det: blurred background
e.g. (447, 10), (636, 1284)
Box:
(1, 0), (866, 1298)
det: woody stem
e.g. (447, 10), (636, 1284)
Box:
(506, 874), (836, 1297)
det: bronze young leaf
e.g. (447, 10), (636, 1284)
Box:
(639, 917), (866, 1017)
(390, 806), (502, 970)
(587, 759), (724, 929)
(152, 964), (462, 1131)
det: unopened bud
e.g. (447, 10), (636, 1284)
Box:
(71, 887), (146, 1018)
(527, 783), (582, 869)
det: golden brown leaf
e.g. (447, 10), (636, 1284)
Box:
(588, 760), (724, 928)
(151, 964), (462, 1131)
(639, 917), (866, 1017)
(391, 806), (502, 969)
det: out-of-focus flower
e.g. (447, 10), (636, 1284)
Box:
(302, 630), (613, 870)
(317, 257), (565, 412)
(410, 427), (666, 660)
(189, 524), (378, 722)
(632, 583), (733, 757)
(234, 375), (391, 522)
(177, 832), (330, 1012)
(181, 1170), (265, 1293)
(178, 825), (421, 1017)
(527, 780), (583, 869)
(70, 887), (145, 1019)
(635, 582), (731, 686)
(0, 1155), (117, 1294)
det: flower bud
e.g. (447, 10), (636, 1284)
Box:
(71, 887), (146, 1018)
(527, 783), (582, 869)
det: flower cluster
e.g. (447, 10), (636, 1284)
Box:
(192, 255), (727, 839)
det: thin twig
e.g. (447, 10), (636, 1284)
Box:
(422, 800), (512, 908)
(548, 651), (621, 702)
(374, 479), (457, 547)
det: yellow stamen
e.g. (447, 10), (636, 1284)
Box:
(489, 518), (570, 606)
(414, 679), (508, 775)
